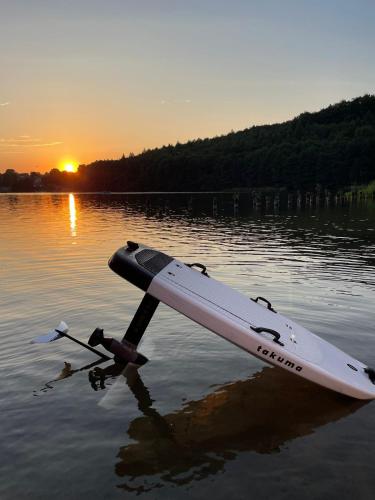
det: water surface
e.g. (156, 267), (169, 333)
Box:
(1, 193), (375, 499)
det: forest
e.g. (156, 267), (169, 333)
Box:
(1, 95), (375, 193)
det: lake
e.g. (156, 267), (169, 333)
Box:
(1, 192), (375, 499)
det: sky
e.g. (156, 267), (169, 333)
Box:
(1, 0), (374, 173)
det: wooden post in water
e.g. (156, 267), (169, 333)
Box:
(297, 190), (302, 209)
(287, 192), (293, 208)
(213, 196), (218, 216)
(324, 189), (331, 207)
(305, 192), (310, 207)
(188, 196), (193, 212)
(253, 193), (261, 210)
(316, 185), (323, 207)
(274, 193), (280, 210)
(233, 193), (239, 215)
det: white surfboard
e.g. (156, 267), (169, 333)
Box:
(109, 242), (375, 400)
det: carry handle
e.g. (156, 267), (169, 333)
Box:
(251, 296), (276, 313)
(251, 326), (284, 346)
(187, 262), (209, 277)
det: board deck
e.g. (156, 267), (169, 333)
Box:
(109, 242), (375, 400)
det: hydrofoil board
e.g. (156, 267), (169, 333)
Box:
(109, 242), (375, 400)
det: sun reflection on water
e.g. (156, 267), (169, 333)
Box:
(69, 193), (76, 236)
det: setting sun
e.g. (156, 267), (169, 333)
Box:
(60, 161), (78, 173)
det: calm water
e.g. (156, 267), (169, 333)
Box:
(1, 193), (375, 499)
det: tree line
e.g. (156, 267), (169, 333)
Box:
(1, 95), (375, 192)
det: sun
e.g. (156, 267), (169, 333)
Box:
(64, 163), (75, 173)
(60, 160), (78, 173)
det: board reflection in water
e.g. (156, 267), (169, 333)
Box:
(115, 366), (365, 490)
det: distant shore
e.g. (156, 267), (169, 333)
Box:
(1, 96), (375, 194)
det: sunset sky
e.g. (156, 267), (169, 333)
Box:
(1, 0), (374, 173)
